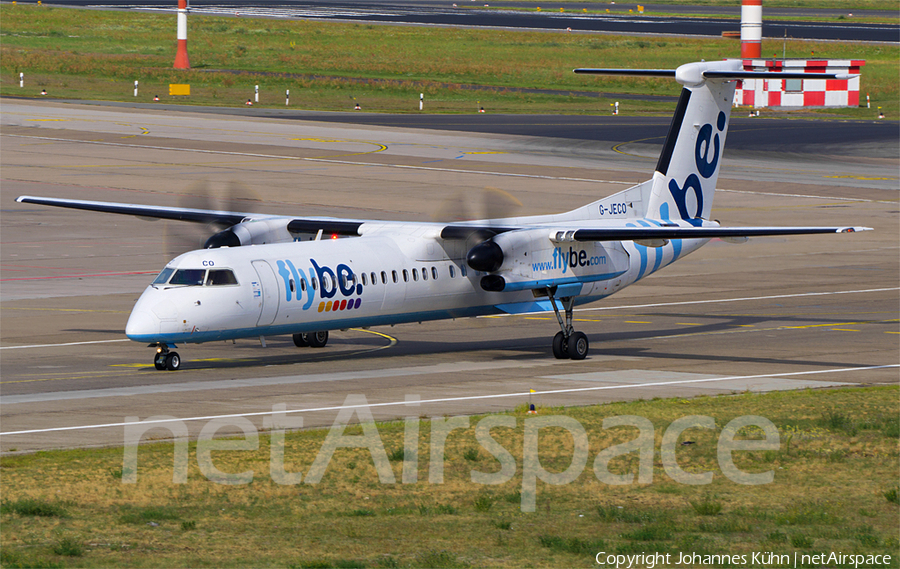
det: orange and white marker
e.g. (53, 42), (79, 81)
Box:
(173, 0), (190, 69)
(741, 0), (762, 59)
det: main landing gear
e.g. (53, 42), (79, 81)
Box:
(152, 343), (181, 371)
(292, 331), (329, 349)
(547, 290), (589, 360)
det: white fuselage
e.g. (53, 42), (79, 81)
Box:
(124, 223), (708, 345)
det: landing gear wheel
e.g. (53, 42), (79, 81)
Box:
(165, 352), (181, 371)
(154, 354), (166, 370)
(292, 333), (309, 347)
(552, 331), (568, 359)
(307, 330), (328, 348)
(567, 331), (589, 360)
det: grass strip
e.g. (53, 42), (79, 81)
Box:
(1, 385), (897, 568)
(1, 4), (897, 117)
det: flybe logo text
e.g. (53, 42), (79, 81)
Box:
(275, 259), (363, 313)
(532, 247), (607, 273)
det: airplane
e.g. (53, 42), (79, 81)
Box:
(16, 59), (871, 371)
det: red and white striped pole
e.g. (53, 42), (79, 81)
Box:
(741, 0), (762, 59)
(173, 0), (190, 69)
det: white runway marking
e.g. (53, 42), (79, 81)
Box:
(0, 338), (130, 350)
(580, 287), (900, 313)
(1, 365), (895, 437)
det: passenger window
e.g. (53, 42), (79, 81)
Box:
(403, 269), (409, 283)
(382, 271), (387, 284)
(322, 274), (331, 289)
(206, 269), (238, 286)
(371, 272), (377, 285)
(152, 267), (175, 285)
(361, 273), (368, 286)
(449, 265), (455, 278)
(289, 279), (295, 292)
(312, 277), (318, 290)
(300, 278), (307, 292)
(169, 269), (205, 286)
(392, 270), (398, 284)
(461, 265), (467, 277)
(432, 267), (438, 280)
(422, 267), (428, 281)
(412, 268), (418, 282)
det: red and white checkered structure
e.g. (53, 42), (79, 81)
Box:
(734, 59), (865, 108)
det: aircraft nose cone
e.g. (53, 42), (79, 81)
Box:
(125, 310), (159, 341)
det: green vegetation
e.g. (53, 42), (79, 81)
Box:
(1, 386), (897, 568)
(1, 4), (897, 117)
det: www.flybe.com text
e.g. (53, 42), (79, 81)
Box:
(532, 247), (607, 273)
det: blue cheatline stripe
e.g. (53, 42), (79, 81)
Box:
(127, 292), (619, 345)
(502, 270), (626, 292)
(128, 304), (508, 344)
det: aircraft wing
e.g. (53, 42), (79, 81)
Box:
(15, 195), (365, 237)
(440, 222), (872, 242)
(552, 225), (872, 242)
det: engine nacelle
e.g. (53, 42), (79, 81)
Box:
(205, 218), (294, 249)
(471, 228), (630, 294)
(466, 240), (504, 273)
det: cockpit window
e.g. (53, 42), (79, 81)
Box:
(152, 267), (175, 285)
(168, 269), (206, 286)
(206, 269), (238, 286)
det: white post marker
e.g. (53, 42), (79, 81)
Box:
(285, 89), (290, 106)
(19, 72), (23, 88)
(255, 84), (259, 103)
(419, 92), (424, 111)
(615, 101), (619, 115)
(867, 93), (870, 108)
(134, 80), (139, 97)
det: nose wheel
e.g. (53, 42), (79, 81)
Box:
(152, 344), (181, 371)
(547, 290), (589, 361)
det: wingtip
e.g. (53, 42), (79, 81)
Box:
(840, 226), (874, 233)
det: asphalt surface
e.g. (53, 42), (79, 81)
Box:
(1, 99), (897, 451)
(36, 0), (900, 42)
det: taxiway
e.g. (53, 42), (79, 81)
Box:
(1, 99), (897, 452)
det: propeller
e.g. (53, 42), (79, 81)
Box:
(163, 181), (260, 260)
(433, 187), (523, 291)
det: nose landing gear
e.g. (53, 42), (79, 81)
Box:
(547, 290), (589, 360)
(152, 343), (181, 371)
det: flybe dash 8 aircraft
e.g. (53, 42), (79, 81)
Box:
(17, 60), (871, 370)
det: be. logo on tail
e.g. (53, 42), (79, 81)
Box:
(668, 111), (726, 220)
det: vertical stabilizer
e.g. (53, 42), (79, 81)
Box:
(647, 61), (739, 223)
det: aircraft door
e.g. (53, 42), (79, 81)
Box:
(251, 260), (280, 326)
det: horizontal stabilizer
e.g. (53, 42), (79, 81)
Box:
(576, 61), (856, 86)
